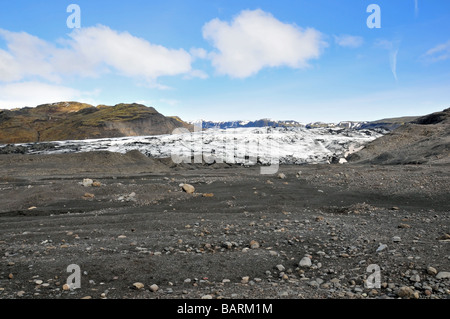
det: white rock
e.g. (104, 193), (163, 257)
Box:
(182, 184), (195, 194)
(82, 179), (93, 187)
(299, 257), (312, 268)
(149, 284), (159, 292)
(436, 272), (450, 280)
(276, 264), (285, 272)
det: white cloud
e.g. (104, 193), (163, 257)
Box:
(184, 69), (209, 80)
(334, 34), (364, 48)
(423, 40), (450, 63)
(202, 9), (326, 78)
(0, 25), (194, 87)
(190, 47), (208, 59)
(0, 29), (60, 82)
(0, 82), (84, 109)
(414, 0), (419, 17)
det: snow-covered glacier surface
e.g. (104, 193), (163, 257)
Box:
(8, 127), (383, 165)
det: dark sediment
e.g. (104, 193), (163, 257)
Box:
(0, 150), (448, 300)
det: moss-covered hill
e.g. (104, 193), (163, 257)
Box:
(0, 102), (193, 144)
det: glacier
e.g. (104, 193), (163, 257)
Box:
(2, 126), (383, 166)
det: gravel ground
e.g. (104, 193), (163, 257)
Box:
(0, 152), (449, 301)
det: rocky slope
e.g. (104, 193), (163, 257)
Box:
(0, 102), (193, 144)
(348, 108), (450, 165)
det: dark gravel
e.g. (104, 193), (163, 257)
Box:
(0, 152), (449, 300)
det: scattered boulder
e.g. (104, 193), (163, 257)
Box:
(392, 236), (401, 242)
(427, 267), (438, 276)
(133, 282), (145, 290)
(275, 265), (285, 272)
(436, 272), (450, 280)
(397, 286), (415, 298)
(250, 240), (260, 249)
(299, 257), (312, 268)
(82, 179), (94, 187)
(181, 184), (195, 194)
(409, 274), (420, 282)
(149, 284), (159, 292)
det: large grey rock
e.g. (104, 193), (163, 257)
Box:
(436, 272), (450, 280)
(299, 257), (312, 268)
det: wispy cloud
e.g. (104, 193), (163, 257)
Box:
(390, 49), (399, 82)
(422, 40), (450, 63)
(375, 39), (401, 82)
(414, 0), (419, 17)
(334, 34), (364, 48)
(202, 9), (327, 78)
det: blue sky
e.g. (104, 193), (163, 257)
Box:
(0, 0), (449, 122)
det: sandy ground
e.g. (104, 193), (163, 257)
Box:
(0, 151), (449, 301)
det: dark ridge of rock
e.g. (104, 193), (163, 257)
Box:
(412, 107), (450, 125)
(348, 108), (450, 165)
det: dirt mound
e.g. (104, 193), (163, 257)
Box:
(348, 108), (450, 165)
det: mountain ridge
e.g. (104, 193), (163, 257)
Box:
(192, 115), (422, 132)
(0, 102), (193, 144)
